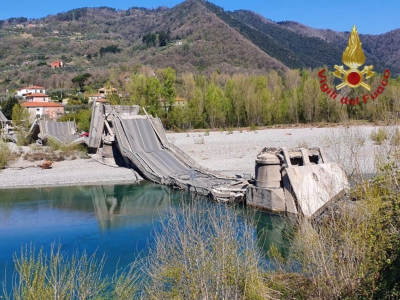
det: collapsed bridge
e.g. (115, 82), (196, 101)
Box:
(87, 105), (248, 201)
(84, 104), (349, 218)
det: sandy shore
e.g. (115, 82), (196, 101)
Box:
(0, 125), (392, 189)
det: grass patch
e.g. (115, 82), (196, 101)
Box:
(47, 137), (87, 157)
(371, 127), (389, 145)
(3, 242), (140, 300)
(297, 139), (309, 148)
(0, 141), (12, 169)
(250, 124), (257, 131)
(390, 128), (400, 146)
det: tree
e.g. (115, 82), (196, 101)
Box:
(181, 72), (195, 101)
(144, 77), (161, 116)
(12, 104), (30, 128)
(99, 45), (121, 57)
(72, 73), (91, 92)
(127, 73), (146, 106)
(1, 96), (18, 120)
(161, 67), (176, 112)
(205, 83), (225, 128)
(142, 33), (157, 47)
(158, 31), (170, 47)
(188, 87), (205, 129)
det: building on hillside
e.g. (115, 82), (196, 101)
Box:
(17, 86), (46, 98)
(85, 93), (104, 104)
(98, 86), (118, 96)
(22, 102), (64, 122)
(159, 97), (187, 109)
(26, 93), (50, 102)
(94, 98), (110, 106)
(51, 61), (63, 68)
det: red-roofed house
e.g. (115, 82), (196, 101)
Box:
(85, 93), (104, 104)
(51, 61), (63, 68)
(26, 93), (50, 102)
(94, 98), (109, 106)
(17, 86), (46, 98)
(22, 102), (65, 122)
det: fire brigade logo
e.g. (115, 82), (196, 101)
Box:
(333, 25), (375, 90)
(318, 25), (390, 105)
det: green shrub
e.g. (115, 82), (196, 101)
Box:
(250, 124), (257, 131)
(58, 108), (92, 132)
(46, 137), (86, 157)
(16, 132), (30, 146)
(0, 141), (12, 169)
(371, 127), (388, 145)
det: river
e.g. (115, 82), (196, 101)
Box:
(0, 183), (284, 292)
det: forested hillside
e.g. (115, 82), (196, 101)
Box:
(0, 0), (399, 130)
(0, 0), (399, 95)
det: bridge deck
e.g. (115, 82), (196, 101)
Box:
(114, 116), (243, 198)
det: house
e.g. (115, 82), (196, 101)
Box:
(98, 86), (118, 96)
(51, 61), (63, 68)
(159, 96), (187, 109)
(22, 102), (64, 122)
(85, 93), (104, 104)
(94, 98), (109, 106)
(26, 93), (50, 102)
(17, 86), (46, 98)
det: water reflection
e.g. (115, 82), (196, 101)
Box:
(0, 183), (175, 231)
(90, 184), (172, 230)
(255, 211), (286, 254)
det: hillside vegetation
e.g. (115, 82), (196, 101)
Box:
(0, 0), (399, 97)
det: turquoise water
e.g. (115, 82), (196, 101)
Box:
(0, 183), (284, 291)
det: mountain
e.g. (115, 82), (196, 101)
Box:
(278, 20), (400, 73)
(0, 0), (398, 93)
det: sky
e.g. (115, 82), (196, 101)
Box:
(1, 0), (399, 35)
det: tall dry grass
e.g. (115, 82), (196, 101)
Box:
(322, 126), (370, 180)
(268, 126), (400, 299)
(144, 201), (269, 299)
(0, 141), (12, 169)
(2, 243), (141, 300)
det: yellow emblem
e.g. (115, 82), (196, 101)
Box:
(333, 25), (375, 91)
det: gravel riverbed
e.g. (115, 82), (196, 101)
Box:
(0, 125), (392, 189)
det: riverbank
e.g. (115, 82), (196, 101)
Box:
(0, 157), (139, 189)
(0, 125), (392, 189)
(168, 125), (384, 177)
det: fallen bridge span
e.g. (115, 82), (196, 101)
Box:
(87, 104), (349, 218)
(88, 105), (247, 200)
